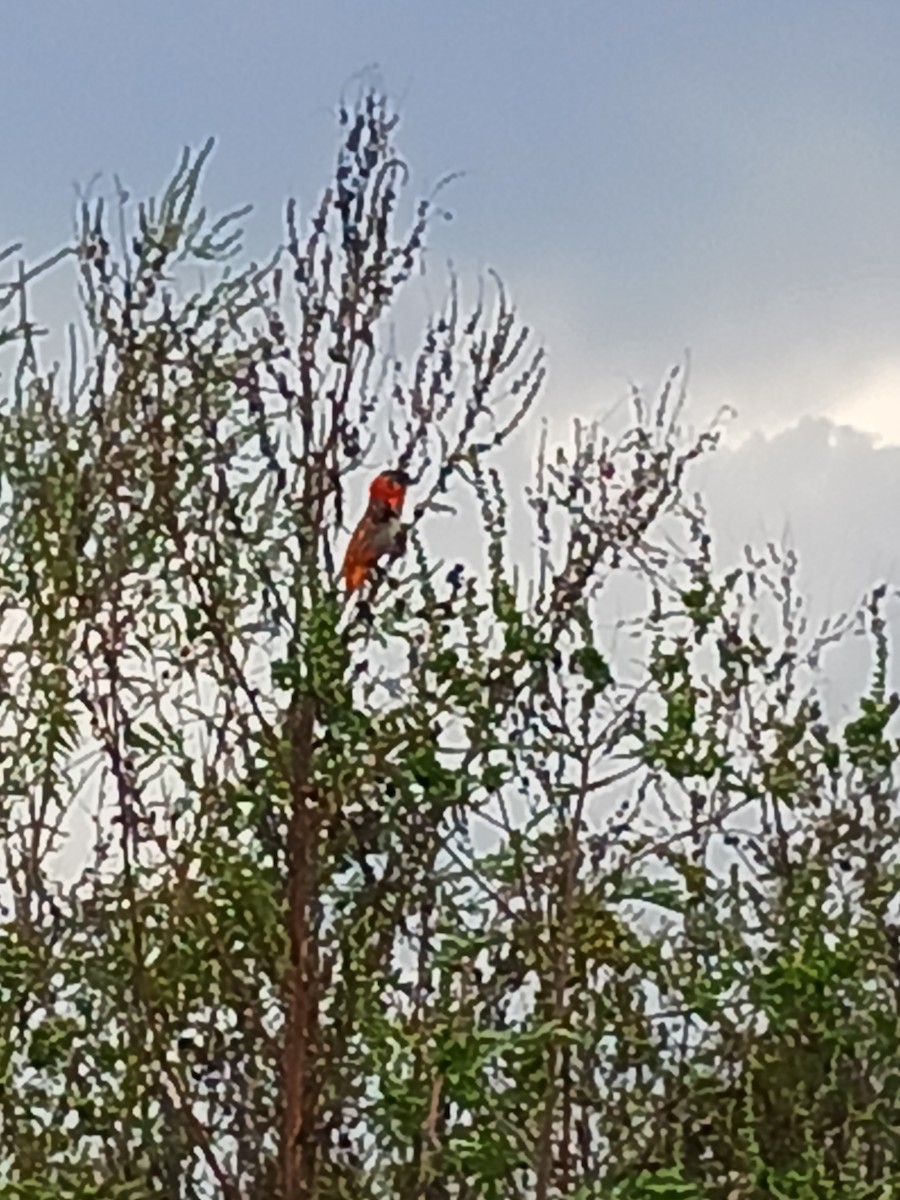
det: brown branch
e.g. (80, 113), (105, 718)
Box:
(161, 1067), (243, 1200)
(279, 693), (322, 1200)
(534, 750), (592, 1200)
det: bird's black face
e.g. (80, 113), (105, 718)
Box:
(383, 468), (411, 488)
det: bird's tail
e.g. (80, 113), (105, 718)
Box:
(343, 562), (369, 594)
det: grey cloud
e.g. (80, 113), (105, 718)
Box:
(697, 416), (900, 715)
(699, 417), (900, 606)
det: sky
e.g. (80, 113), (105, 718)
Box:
(4, 0), (900, 671)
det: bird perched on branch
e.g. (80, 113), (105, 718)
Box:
(341, 469), (410, 594)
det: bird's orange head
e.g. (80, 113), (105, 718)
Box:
(369, 469), (409, 513)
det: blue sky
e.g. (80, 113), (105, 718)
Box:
(6, 3), (900, 436)
(4, 1), (900, 618)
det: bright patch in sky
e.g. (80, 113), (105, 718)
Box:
(831, 359), (900, 448)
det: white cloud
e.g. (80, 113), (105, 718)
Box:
(829, 358), (900, 448)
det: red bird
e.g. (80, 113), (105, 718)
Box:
(341, 469), (409, 594)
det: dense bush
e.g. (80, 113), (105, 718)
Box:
(1, 90), (898, 1200)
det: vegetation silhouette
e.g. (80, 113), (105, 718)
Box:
(1, 88), (899, 1200)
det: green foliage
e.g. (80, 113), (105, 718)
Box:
(644, 636), (727, 779)
(2, 87), (900, 1200)
(844, 692), (899, 778)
